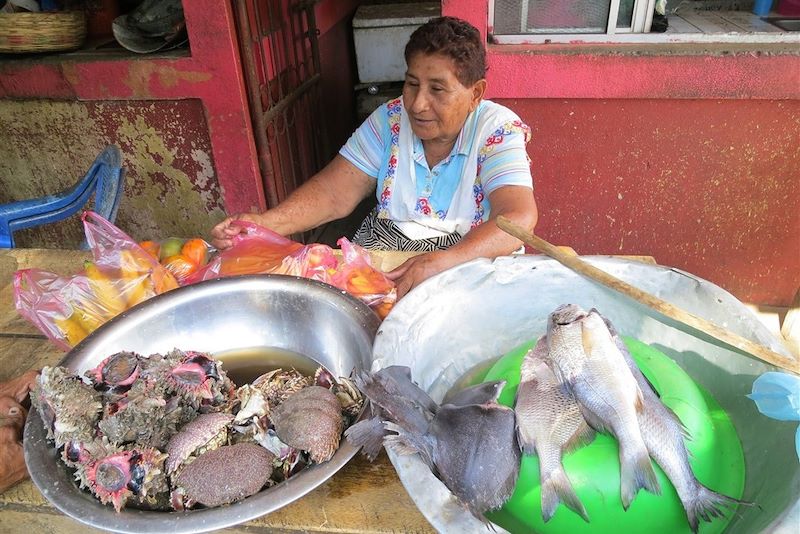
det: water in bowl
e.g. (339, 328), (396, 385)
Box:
(214, 346), (321, 386)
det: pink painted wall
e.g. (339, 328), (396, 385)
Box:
(444, 0), (800, 306)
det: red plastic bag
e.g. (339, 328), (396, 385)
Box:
(183, 222), (396, 318)
(186, 221), (308, 283)
(283, 243), (339, 284)
(331, 237), (397, 319)
(14, 270), (93, 351)
(13, 211), (180, 349)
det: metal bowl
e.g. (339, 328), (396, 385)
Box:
(374, 256), (796, 534)
(24, 275), (381, 534)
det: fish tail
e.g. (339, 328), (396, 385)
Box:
(540, 465), (589, 523)
(354, 371), (431, 435)
(344, 416), (386, 461)
(619, 443), (661, 509)
(684, 485), (741, 533)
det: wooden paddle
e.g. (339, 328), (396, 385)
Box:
(496, 216), (799, 373)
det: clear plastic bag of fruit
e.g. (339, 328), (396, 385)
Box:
(185, 221), (309, 283)
(137, 236), (212, 284)
(284, 243), (339, 284)
(331, 237), (397, 320)
(13, 211), (180, 350)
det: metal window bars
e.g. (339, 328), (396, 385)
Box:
(234, 0), (327, 211)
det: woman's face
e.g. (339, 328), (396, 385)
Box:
(402, 52), (486, 145)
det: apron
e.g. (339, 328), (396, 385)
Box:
(353, 207), (462, 252)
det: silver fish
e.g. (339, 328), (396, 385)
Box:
(546, 304), (660, 509)
(600, 314), (739, 532)
(516, 335), (594, 522)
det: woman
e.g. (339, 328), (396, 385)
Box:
(211, 17), (537, 298)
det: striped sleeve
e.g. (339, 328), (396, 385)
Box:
(477, 121), (534, 195)
(339, 102), (391, 178)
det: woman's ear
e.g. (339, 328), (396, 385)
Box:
(471, 79), (487, 108)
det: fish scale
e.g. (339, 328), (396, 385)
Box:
(515, 335), (594, 522)
(600, 313), (739, 533)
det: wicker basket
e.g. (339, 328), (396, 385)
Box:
(0, 11), (87, 54)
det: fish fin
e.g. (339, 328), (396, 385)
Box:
(580, 322), (596, 359)
(661, 403), (693, 441)
(515, 424), (536, 454)
(344, 416), (386, 461)
(619, 444), (661, 509)
(447, 380), (506, 406)
(540, 465), (590, 523)
(382, 421), (435, 470)
(564, 423), (596, 453)
(355, 370), (432, 435)
(684, 484), (743, 533)
(634, 386), (645, 413)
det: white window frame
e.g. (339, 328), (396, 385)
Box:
(514, 0), (656, 35)
(490, 0), (800, 44)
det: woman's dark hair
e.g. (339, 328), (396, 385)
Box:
(404, 16), (486, 87)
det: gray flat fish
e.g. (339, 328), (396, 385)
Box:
(547, 304), (660, 509)
(351, 366), (520, 521)
(444, 380), (506, 407)
(515, 335), (593, 522)
(426, 401), (520, 519)
(348, 367), (435, 466)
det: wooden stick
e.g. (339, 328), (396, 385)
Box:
(496, 216), (799, 373)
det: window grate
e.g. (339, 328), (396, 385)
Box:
(235, 0), (327, 210)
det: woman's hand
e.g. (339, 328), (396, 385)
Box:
(385, 250), (462, 299)
(210, 212), (267, 250)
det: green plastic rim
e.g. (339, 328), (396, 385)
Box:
(481, 337), (745, 534)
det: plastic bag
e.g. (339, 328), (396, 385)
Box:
(186, 221), (306, 283)
(332, 237), (397, 319)
(284, 243), (339, 283)
(748, 371), (800, 461)
(13, 211), (179, 350)
(185, 222), (397, 318)
(137, 236), (212, 284)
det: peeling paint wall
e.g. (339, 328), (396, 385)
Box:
(0, 99), (226, 248)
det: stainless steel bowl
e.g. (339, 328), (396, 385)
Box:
(373, 256), (796, 534)
(24, 275), (381, 534)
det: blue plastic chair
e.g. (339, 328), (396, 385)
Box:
(0, 145), (125, 249)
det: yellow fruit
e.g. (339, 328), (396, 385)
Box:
(54, 315), (88, 347)
(161, 254), (199, 284)
(151, 266), (180, 293)
(119, 250), (155, 308)
(123, 272), (154, 308)
(119, 249), (153, 275)
(84, 261), (126, 318)
(71, 301), (106, 333)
